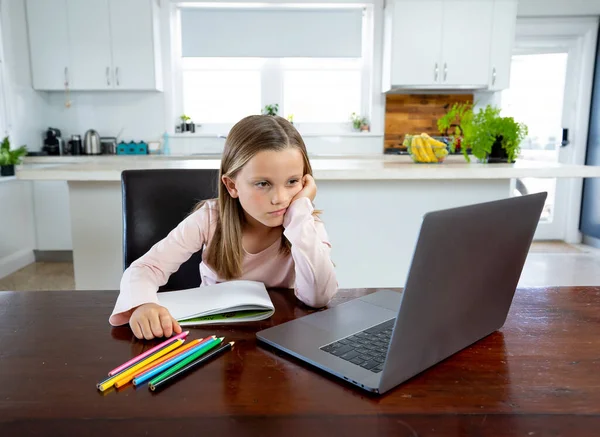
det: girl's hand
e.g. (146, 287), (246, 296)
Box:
(129, 303), (182, 340)
(290, 174), (317, 204)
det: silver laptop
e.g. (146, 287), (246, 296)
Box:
(257, 192), (547, 394)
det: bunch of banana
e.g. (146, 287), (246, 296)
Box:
(406, 133), (449, 163)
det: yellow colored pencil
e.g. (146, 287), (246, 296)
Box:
(114, 338), (205, 388)
(97, 339), (184, 392)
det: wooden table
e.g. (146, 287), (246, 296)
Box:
(1, 287), (599, 436)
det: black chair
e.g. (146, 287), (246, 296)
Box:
(122, 169), (220, 291)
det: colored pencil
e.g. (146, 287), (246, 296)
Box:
(97, 339), (184, 391)
(115, 338), (212, 388)
(149, 341), (234, 392)
(128, 338), (205, 380)
(107, 330), (189, 376)
(96, 337), (188, 387)
(148, 337), (223, 387)
(130, 336), (214, 382)
(132, 338), (217, 386)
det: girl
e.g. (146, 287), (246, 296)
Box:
(109, 115), (338, 340)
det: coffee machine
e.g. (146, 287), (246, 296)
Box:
(43, 128), (64, 156)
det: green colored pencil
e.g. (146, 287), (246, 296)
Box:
(147, 337), (223, 386)
(149, 341), (234, 391)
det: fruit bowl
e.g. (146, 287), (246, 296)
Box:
(404, 134), (449, 163)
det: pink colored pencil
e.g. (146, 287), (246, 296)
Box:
(108, 331), (190, 376)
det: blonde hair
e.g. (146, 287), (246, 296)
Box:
(196, 114), (314, 280)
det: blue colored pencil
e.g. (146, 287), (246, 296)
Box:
(132, 337), (219, 386)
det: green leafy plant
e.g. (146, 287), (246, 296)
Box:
(437, 102), (473, 152)
(461, 105), (528, 163)
(350, 112), (368, 130)
(262, 104), (279, 116)
(180, 114), (191, 123)
(0, 136), (27, 166)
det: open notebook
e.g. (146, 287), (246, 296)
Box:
(157, 280), (274, 326)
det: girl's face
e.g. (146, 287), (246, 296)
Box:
(223, 148), (305, 229)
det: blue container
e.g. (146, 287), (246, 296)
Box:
(117, 141), (148, 155)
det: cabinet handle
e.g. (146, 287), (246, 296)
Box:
(443, 63), (448, 82)
(64, 67), (69, 86)
(115, 67), (120, 86)
(492, 67), (497, 86)
(106, 67), (111, 86)
(434, 63), (438, 81)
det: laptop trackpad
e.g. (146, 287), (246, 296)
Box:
(300, 299), (397, 336)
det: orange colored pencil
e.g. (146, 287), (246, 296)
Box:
(128, 339), (203, 380)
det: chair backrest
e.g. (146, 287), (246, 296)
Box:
(121, 169), (220, 291)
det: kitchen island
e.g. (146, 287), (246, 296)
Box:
(16, 157), (600, 290)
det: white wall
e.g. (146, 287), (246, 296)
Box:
(43, 91), (165, 145)
(18, 0), (387, 155)
(9, 0), (600, 155)
(0, 0), (37, 278)
(518, 0), (600, 17)
(0, 0), (48, 150)
(1, 0), (165, 149)
(0, 179), (35, 279)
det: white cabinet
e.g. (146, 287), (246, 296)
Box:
(25, 0), (162, 91)
(32, 181), (73, 251)
(67, 0), (113, 90)
(441, 1), (493, 87)
(488, 0), (518, 91)
(25, 0), (70, 91)
(109, 0), (162, 90)
(387, 1), (444, 87)
(383, 0), (515, 91)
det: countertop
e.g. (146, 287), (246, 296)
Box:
(15, 155), (600, 181)
(21, 153), (407, 164)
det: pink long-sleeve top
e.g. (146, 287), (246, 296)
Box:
(109, 197), (338, 326)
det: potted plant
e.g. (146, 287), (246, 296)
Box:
(179, 114), (194, 132)
(287, 114), (294, 125)
(350, 113), (369, 132)
(0, 136), (27, 176)
(438, 103), (528, 163)
(461, 105), (528, 163)
(262, 104), (279, 116)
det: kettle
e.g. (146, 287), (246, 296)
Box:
(83, 129), (101, 155)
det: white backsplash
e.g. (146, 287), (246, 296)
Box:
(43, 91), (166, 145)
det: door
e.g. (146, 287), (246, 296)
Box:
(580, 34), (600, 245)
(501, 18), (598, 241)
(25, 0), (70, 91)
(67, 0), (112, 90)
(390, 0), (443, 87)
(441, 0), (493, 87)
(108, 0), (159, 90)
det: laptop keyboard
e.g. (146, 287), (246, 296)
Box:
(320, 319), (396, 373)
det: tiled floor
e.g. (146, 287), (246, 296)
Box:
(1, 242), (599, 291)
(519, 243), (600, 287)
(0, 262), (75, 291)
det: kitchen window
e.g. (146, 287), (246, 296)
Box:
(181, 58), (263, 124)
(174, 5), (370, 135)
(282, 58), (362, 124)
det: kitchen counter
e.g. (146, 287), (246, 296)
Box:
(15, 156), (600, 291)
(17, 156), (600, 181)
(22, 153), (411, 165)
